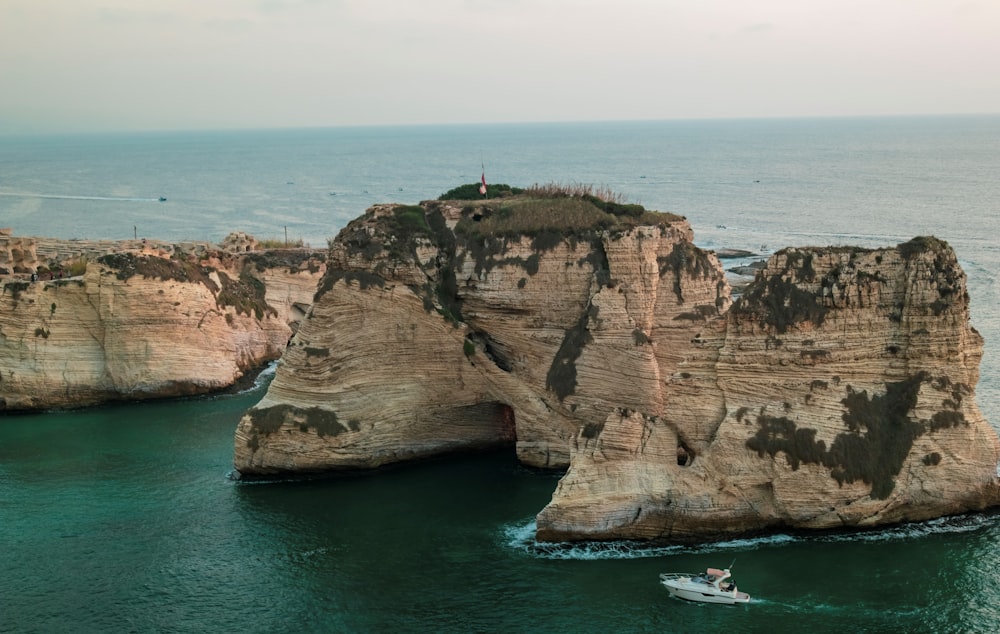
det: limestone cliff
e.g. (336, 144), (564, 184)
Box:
(0, 242), (325, 411)
(538, 239), (1000, 540)
(233, 189), (1000, 542)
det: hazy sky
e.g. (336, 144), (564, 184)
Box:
(2, 0), (998, 133)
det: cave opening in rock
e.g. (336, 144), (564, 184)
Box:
(677, 440), (694, 467)
(449, 401), (518, 452)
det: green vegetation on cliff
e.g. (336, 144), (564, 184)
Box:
(746, 372), (968, 500)
(96, 252), (281, 321)
(321, 183), (679, 319)
(734, 273), (829, 334)
(452, 183), (683, 242)
(731, 238), (963, 334)
(898, 236), (949, 260)
(98, 252), (218, 289)
(316, 182), (693, 377)
(546, 306), (598, 401)
(658, 242), (717, 304)
(449, 183), (680, 285)
(246, 404), (361, 451)
(217, 271), (277, 319)
(440, 183), (524, 200)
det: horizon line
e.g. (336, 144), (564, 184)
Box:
(2, 111), (999, 138)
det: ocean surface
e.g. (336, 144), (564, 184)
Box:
(2, 116), (1000, 632)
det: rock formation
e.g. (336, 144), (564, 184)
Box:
(232, 188), (1000, 542)
(538, 240), (1000, 541)
(0, 240), (325, 411)
(0, 228), (41, 275)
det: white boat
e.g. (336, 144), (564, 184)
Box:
(659, 567), (750, 604)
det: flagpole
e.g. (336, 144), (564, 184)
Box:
(480, 157), (488, 199)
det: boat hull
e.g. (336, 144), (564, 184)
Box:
(664, 584), (750, 605)
(660, 577), (750, 605)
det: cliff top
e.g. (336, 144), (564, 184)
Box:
(332, 182), (690, 270)
(0, 231), (323, 281)
(436, 182), (686, 238)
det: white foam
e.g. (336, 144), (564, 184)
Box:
(235, 361), (278, 395)
(501, 519), (683, 560)
(502, 513), (1000, 560)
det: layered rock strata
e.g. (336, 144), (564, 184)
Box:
(234, 197), (723, 473)
(0, 245), (325, 410)
(538, 240), (1000, 540)
(233, 194), (1000, 542)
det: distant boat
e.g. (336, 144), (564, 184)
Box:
(158, 196), (167, 202)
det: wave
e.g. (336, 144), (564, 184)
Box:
(502, 512), (1000, 560)
(237, 361), (278, 395)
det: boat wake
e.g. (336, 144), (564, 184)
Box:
(747, 596), (924, 620)
(0, 190), (164, 203)
(502, 512), (1000, 560)
(746, 597), (846, 612)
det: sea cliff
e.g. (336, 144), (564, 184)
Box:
(0, 232), (325, 410)
(537, 239), (1000, 541)
(232, 186), (1000, 542)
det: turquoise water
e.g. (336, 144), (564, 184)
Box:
(3, 380), (1000, 632)
(4, 378), (1000, 633)
(2, 117), (1000, 632)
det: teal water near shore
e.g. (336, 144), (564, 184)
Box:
(3, 380), (1000, 632)
(2, 116), (1000, 632)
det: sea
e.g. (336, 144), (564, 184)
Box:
(2, 116), (1000, 633)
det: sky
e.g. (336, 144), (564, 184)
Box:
(1, 0), (999, 133)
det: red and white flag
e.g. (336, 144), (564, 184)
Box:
(479, 170), (487, 196)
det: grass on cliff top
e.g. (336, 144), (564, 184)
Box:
(448, 182), (684, 240)
(898, 236), (950, 260)
(440, 183), (525, 200)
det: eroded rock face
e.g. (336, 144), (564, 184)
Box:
(0, 248), (325, 411)
(233, 197), (1000, 542)
(537, 239), (1000, 541)
(234, 199), (720, 472)
(0, 231), (41, 275)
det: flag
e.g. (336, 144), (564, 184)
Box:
(479, 170), (487, 196)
